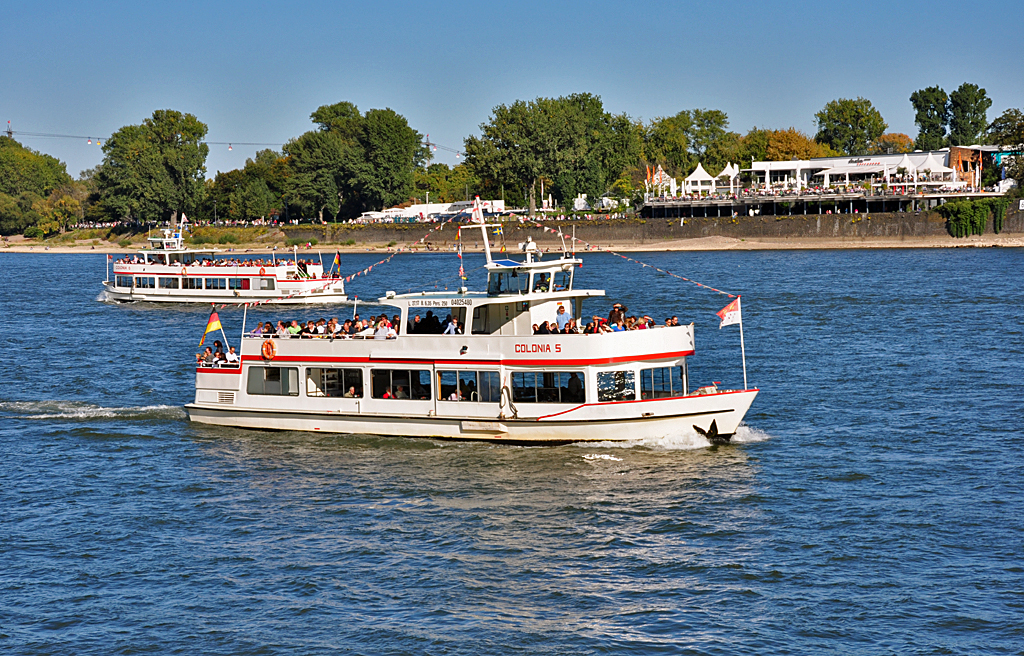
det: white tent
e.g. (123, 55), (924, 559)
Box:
(916, 153), (954, 180)
(892, 153), (916, 175)
(716, 163), (738, 193)
(684, 162), (716, 194)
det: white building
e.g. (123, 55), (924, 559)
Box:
(745, 149), (973, 191)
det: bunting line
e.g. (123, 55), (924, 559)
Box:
(514, 217), (737, 298)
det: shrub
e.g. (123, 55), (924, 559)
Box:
(23, 226), (43, 239)
(344, 238), (356, 246)
(218, 234), (239, 244)
(285, 238), (302, 247)
(309, 237), (318, 246)
(386, 240), (396, 247)
(118, 239), (133, 248)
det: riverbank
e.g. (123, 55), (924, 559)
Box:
(4, 232), (1024, 254)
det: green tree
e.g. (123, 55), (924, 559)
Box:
(910, 86), (949, 151)
(0, 191), (23, 235)
(464, 97), (561, 216)
(283, 130), (347, 221)
(0, 136), (72, 199)
(948, 83), (992, 146)
(97, 110), (209, 225)
(643, 111), (694, 177)
(413, 163), (481, 203)
(988, 108), (1024, 183)
(466, 94), (641, 214)
(814, 97), (887, 156)
(285, 102), (423, 220)
(688, 109), (734, 172)
(355, 108), (423, 211)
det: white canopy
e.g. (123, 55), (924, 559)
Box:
(685, 162), (715, 182)
(892, 153), (916, 173)
(916, 153), (953, 174)
(716, 162), (738, 179)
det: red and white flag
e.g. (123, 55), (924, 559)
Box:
(717, 296), (742, 329)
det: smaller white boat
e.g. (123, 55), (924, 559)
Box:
(101, 229), (347, 304)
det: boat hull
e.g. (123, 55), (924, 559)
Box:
(184, 389), (757, 445)
(101, 282), (348, 304)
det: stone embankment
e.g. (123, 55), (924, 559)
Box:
(281, 207), (1023, 249)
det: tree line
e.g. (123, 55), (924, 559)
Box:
(3, 85), (1023, 237)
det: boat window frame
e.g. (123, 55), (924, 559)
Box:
(305, 367), (363, 398)
(509, 370), (586, 404)
(247, 366), (299, 396)
(369, 368), (432, 400)
(436, 370), (501, 402)
(640, 365), (686, 399)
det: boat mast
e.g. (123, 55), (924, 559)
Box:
(472, 197), (492, 264)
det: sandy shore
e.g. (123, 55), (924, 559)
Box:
(4, 233), (1024, 254)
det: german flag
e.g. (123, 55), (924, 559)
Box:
(199, 308), (222, 346)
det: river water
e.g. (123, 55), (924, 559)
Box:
(1, 248), (1022, 655)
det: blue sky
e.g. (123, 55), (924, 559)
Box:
(4, 0), (1022, 179)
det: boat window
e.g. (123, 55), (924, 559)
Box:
(306, 368), (363, 398)
(487, 269), (529, 296)
(488, 271), (511, 295)
(640, 366), (686, 399)
(228, 278), (250, 291)
(437, 370), (501, 402)
(532, 272), (551, 293)
(115, 275), (133, 288)
(511, 371), (585, 403)
(247, 366), (299, 396)
(205, 278), (226, 290)
(554, 269), (573, 291)
(259, 278), (275, 291)
(134, 276), (155, 289)
(370, 369), (431, 399)
(597, 370), (635, 402)
(182, 278), (202, 290)
(159, 277), (179, 289)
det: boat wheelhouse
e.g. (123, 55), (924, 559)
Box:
(101, 229), (347, 304)
(185, 207), (757, 444)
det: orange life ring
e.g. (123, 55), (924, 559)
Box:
(180, 267), (187, 276)
(261, 339), (277, 360)
(259, 267), (266, 276)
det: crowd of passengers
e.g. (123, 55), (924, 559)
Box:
(198, 304), (682, 365)
(195, 341), (239, 366)
(244, 309), (465, 341)
(535, 303), (682, 335)
(115, 256), (315, 268)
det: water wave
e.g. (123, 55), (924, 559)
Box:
(574, 423), (771, 451)
(582, 453), (623, 461)
(0, 400), (184, 421)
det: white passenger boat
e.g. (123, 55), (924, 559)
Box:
(185, 209), (758, 444)
(101, 229), (347, 304)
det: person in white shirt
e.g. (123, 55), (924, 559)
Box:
(225, 346), (240, 364)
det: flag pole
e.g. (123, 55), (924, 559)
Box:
(738, 297), (747, 390)
(241, 303), (248, 345)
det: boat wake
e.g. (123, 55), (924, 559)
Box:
(574, 423), (772, 451)
(0, 400), (184, 422)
